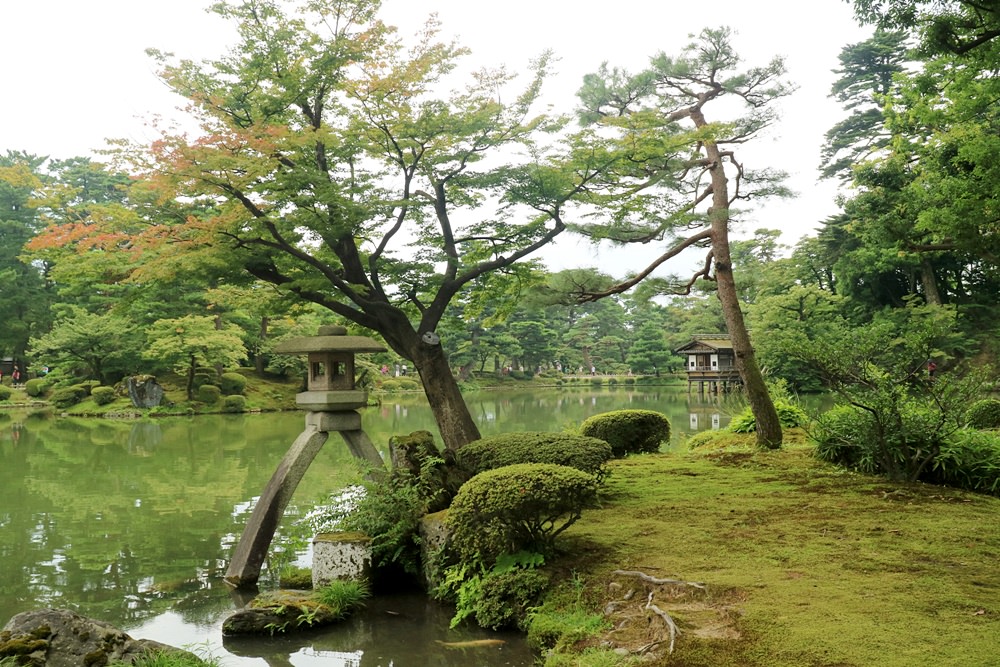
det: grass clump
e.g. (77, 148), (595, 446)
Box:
(314, 579), (370, 619)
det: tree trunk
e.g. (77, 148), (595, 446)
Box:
(410, 342), (481, 451)
(699, 113), (782, 449)
(920, 257), (942, 306)
(255, 316), (269, 375)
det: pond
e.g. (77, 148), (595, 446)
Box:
(0, 386), (752, 665)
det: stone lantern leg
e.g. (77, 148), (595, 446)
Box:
(224, 325), (387, 588)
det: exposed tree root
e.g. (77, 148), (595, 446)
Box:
(611, 569), (706, 589)
(646, 591), (679, 654)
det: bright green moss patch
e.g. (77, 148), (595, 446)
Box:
(542, 438), (1000, 666)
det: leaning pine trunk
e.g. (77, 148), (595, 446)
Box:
(699, 115), (782, 449)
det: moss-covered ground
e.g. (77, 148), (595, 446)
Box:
(543, 432), (1000, 666)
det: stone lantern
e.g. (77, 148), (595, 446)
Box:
(274, 324), (385, 411)
(225, 324), (387, 588)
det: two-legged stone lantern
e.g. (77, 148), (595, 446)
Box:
(224, 325), (386, 588)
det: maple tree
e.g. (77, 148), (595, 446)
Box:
(91, 0), (616, 451)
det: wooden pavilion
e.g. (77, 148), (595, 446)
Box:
(675, 334), (742, 393)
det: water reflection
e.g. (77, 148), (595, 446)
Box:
(0, 388), (784, 665)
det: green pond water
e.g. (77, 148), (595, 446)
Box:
(0, 386), (749, 666)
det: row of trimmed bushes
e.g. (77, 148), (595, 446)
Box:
(20, 370), (251, 412)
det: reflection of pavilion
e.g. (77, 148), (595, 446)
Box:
(675, 335), (742, 394)
(689, 412), (722, 431)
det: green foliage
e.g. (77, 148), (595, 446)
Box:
(338, 480), (423, 574)
(192, 372), (217, 391)
(965, 398), (1000, 429)
(811, 405), (879, 473)
(27, 305), (142, 385)
(23, 378), (47, 397)
(0, 385), (10, 401)
(378, 377), (422, 392)
(143, 315), (246, 400)
(439, 551), (549, 630)
(314, 579), (370, 619)
(729, 400), (810, 433)
(50, 384), (88, 409)
(448, 463), (599, 563)
(91, 386), (116, 406)
(196, 384), (221, 405)
(455, 432), (613, 483)
(795, 305), (985, 481)
(579, 409), (671, 457)
(219, 371), (247, 395)
(927, 428), (1000, 495)
(108, 650), (218, 667)
(222, 394), (247, 413)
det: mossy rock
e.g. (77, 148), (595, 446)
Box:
(223, 590), (344, 636)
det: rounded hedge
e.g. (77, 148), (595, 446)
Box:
(966, 398), (1000, 430)
(0, 385), (11, 401)
(197, 384), (222, 404)
(24, 378), (47, 397)
(579, 409), (671, 457)
(51, 385), (88, 410)
(222, 394), (248, 413)
(455, 432), (613, 482)
(91, 386), (116, 406)
(448, 463), (599, 562)
(220, 372), (248, 396)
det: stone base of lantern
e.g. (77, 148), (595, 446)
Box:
(312, 532), (372, 588)
(296, 390), (368, 411)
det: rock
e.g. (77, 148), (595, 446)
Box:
(1, 608), (200, 667)
(418, 509), (451, 591)
(126, 376), (165, 409)
(222, 590), (340, 636)
(312, 532), (372, 588)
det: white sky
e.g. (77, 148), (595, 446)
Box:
(1, 0), (870, 277)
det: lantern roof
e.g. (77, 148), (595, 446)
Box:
(274, 325), (386, 355)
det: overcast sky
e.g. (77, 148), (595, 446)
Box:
(1, 0), (870, 276)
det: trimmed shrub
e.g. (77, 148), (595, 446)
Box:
(91, 386), (116, 406)
(220, 371), (248, 395)
(0, 385), (11, 401)
(729, 400), (810, 434)
(24, 378), (47, 397)
(222, 394), (248, 413)
(379, 377), (422, 392)
(448, 463), (599, 562)
(455, 432), (613, 483)
(927, 428), (1000, 494)
(579, 409), (671, 457)
(965, 398), (1000, 429)
(192, 372), (217, 390)
(197, 384), (222, 405)
(51, 385), (88, 410)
